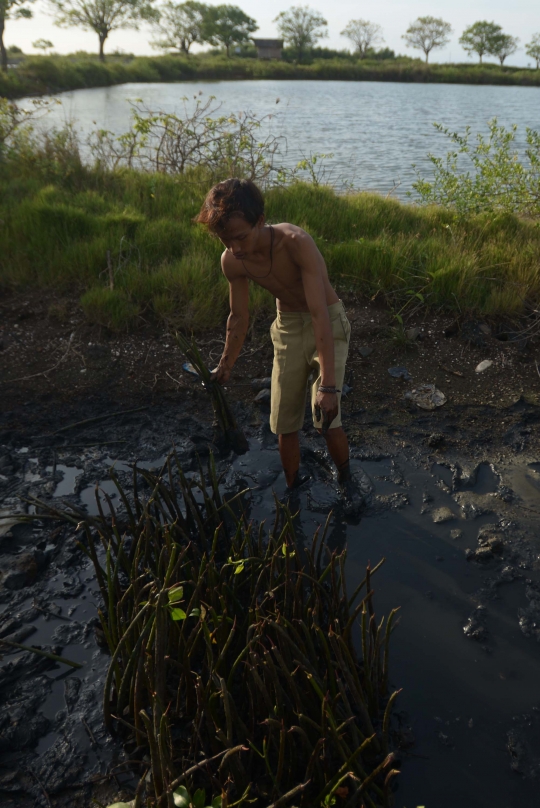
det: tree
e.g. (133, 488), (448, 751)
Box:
(526, 33), (540, 69)
(402, 16), (452, 63)
(340, 19), (383, 59)
(49, 0), (157, 61)
(33, 37), (54, 52)
(490, 33), (519, 65)
(274, 5), (327, 62)
(202, 4), (257, 57)
(459, 21), (502, 64)
(0, 0), (35, 71)
(150, 0), (207, 54)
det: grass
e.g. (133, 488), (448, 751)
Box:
(29, 452), (400, 806)
(1, 52), (540, 99)
(1, 151), (540, 330)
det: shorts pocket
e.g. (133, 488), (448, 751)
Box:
(340, 313), (351, 342)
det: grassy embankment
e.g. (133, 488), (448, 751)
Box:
(2, 52), (540, 99)
(1, 154), (539, 331)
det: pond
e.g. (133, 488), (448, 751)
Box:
(25, 79), (540, 197)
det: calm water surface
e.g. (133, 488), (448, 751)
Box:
(28, 79), (540, 196)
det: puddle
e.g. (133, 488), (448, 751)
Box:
(471, 462), (499, 494)
(80, 479), (119, 515)
(46, 464), (84, 497)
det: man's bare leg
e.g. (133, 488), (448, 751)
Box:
(323, 426), (350, 479)
(278, 432), (301, 488)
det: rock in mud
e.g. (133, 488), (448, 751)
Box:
(405, 384), (446, 410)
(388, 366), (411, 381)
(254, 388), (271, 404)
(358, 345), (373, 358)
(475, 359), (493, 373)
(450, 529), (463, 540)
(432, 507), (455, 524)
(463, 606), (488, 641)
(251, 377), (271, 390)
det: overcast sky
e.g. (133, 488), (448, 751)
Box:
(8, 0), (538, 66)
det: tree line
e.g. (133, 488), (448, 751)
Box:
(1, 0), (539, 71)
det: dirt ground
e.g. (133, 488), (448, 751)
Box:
(1, 288), (539, 458)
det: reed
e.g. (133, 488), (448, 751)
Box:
(34, 453), (400, 807)
(175, 333), (249, 455)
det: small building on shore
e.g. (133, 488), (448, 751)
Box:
(252, 39), (284, 60)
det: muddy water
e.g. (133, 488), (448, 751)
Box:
(1, 418), (540, 806)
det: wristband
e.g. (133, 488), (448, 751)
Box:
(318, 385), (341, 394)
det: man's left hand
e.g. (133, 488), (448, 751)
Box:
(315, 390), (338, 434)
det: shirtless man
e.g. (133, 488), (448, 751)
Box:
(196, 177), (361, 510)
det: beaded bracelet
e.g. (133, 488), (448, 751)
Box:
(318, 385), (341, 394)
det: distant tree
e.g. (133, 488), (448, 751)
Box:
(489, 33), (519, 65)
(459, 21), (502, 64)
(340, 19), (383, 59)
(150, 0), (207, 54)
(202, 4), (257, 57)
(33, 37), (54, 52)
(526, 33), (540, 69)
(274, 5), (327, 62)
(49, 0), (157, 61)
(0, 0), (35, 71)
(402, 16), (452, 63)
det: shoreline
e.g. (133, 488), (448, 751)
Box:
(3, 54), (540, 101)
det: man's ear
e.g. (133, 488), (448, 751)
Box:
(257, 214), (266, 228)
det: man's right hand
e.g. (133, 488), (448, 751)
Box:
(210, 363), (231, 385)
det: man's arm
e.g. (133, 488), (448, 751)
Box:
(295, 233), (338, 428)
(213, 267), (249, 384)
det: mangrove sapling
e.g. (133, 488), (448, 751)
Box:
(175, 332), (249, 454)
(32, 452), (401, 807)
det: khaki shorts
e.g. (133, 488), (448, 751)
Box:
(269, 300), (351, 435)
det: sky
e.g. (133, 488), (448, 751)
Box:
(7, 0), (539, 66)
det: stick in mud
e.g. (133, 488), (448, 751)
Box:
(175, 332), (249, 454)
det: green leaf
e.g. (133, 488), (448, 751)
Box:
(234, 562), (245, 575)
(189, 608), (201, 618)
(168, 586), (184, 603)
(106, 803), (135, 808)
(170, 608), (187, 621)
(211, 798), (223, 808)
(193, 789), (206, 808)
(172, 786), (190, 807)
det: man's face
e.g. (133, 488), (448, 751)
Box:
(216, 214), (263, 260)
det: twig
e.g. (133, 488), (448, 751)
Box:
(27, 769), (52, 808)
(39, 406), (148, 437)
(536, 361), (540, 380)
(82, 716), (99, 747)
(9, 332), (75, 382)
(166, 371), (183, 386)
(0, 639), (83, 668)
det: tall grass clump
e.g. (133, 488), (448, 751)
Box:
(31, 455), (400, 807)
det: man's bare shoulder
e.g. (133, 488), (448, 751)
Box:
(273, 222), (317, 260)
(221, 249), (246, 280)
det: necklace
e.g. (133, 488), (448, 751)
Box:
(241, 225), (274, 280)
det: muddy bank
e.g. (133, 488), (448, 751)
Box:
(1, 295), (540, 806)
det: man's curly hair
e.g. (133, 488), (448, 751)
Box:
(195, 178), (265, 232)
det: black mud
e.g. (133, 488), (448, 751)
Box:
(1, 391), (540, 807)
